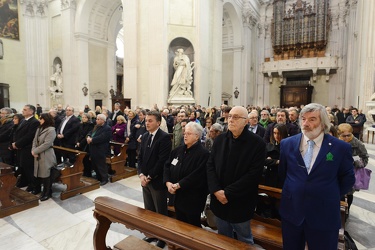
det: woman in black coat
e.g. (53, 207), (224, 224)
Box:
(125, 110), (139, 168)
(264, 123), (288, 188)
(164, 122), (209, 227)
(75, 113), (94, 177)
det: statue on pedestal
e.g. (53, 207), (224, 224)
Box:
(50, 63), (63, 100)
(168, 49), (194, 99)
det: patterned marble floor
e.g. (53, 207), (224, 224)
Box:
(0, 143), (374, 250)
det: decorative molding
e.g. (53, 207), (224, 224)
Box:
(242, 1), (258, 27)
(61, 0), (76, 11)
(20, 0), (48, 17)
(262, 57), (339, 83)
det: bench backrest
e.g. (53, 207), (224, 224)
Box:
(93, 196), (256, 250)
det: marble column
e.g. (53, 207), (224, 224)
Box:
(357, 0), (375, 114)
(122, 0), (139, 108)
(20, 0), (49, 107)
(60, 0), (78, 107)
(242, 2), (258, 106)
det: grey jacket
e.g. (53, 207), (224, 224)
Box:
(32, 126), (57, 178)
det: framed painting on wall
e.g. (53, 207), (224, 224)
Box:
(0, 0), (19, 40)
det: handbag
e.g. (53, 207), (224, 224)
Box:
(353, 167), (372, 190)
(344, 230), (358, 250)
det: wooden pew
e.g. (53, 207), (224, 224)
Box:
(107, 142), (137, 182)
(0, 162), (39, 218)
(252, 185), (348, 250)
(53, 146), (100, 200)
(93, 196), (256, 250)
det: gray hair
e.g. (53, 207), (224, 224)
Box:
(97, 114), (106, 121)
(185, 122), (204, 138)
(1, 107), (13, 115)
(299, 103), (331, 133)
(211, 123), (224, 132)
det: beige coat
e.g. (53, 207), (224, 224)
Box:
(32, 126), (57, 178)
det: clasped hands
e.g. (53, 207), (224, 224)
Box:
(166, 182), (180, 194)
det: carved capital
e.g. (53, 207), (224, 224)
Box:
(242, 4), (258, 27)
(20, 0), (48, 17)
(61, 0), (76, 10)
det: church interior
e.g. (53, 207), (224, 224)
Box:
(0, 0), (375, 249)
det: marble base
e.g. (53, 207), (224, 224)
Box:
(167, 96), (195, 106)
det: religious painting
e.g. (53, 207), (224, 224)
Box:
(0, 0), (19, 40)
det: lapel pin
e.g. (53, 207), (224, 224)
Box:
(326, 152), (334, 161)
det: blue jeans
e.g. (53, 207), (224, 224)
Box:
(215, 216), (254, 245)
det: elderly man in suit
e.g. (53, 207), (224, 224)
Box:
(12, 104), (40, 192)
(87, 114), (112, 186)
(248, 111), (266, 138)
(56, 106), (80, 163)
(279, 103), (355, 250)
(138, 110), (171, 248)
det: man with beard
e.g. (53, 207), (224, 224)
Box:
(278, 103), (355, 250)
(263, 109), (300, 143)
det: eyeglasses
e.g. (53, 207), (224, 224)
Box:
(228, 115), (247, 120)
(340, 134), (352, 138)
(184, 132), (197, 136)
(249, 117), (257, 120)
(66, 109), (73, 111)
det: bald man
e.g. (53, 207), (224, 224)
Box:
(207, 106), (266, 245)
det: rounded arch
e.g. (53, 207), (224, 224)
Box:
(75, 0), (122, 42)
(223, 2), (243, 47)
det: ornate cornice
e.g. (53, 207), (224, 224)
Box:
(20, 0), (48, 17)
(242, 3), (258, 27)
(61, 0), (76, 11)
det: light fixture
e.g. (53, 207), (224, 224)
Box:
(0, 39), (3, 59)
(82, 83), (88, 96)
(234, 87), (239, 99)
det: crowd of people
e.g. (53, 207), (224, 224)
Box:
(0, 101), (366, 249)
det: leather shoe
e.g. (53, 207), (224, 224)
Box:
(31, 189), (41, 195)
(142, 237), (157, 243)
(100, 180), (108, 186)
(40, 195), (50, 201)
(156, 240), (166, 248)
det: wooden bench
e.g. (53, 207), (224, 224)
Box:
(53, 146), (100, 200)
(0, 162), (39, 218)
(107, 142), (137, 182)
(252, 185), (348, 250)
(93, 196), (256, 250)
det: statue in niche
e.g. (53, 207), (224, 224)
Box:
(50, 63), (63, 99)
(169, 48), (194, 99)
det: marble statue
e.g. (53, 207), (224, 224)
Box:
(169, 49), (194, 98)
(50, 63), (63, 100)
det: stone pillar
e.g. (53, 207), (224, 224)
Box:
(20, 0), (49, 107)
(242, 2), (258, 106)
(122, 0), (139, 108)
(60, 0), (78, 108)
(75, 34), (90, 108)
(357, 0), (375, 114)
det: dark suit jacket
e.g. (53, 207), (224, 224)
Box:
(278, 133), (355, 230)
(88, 124), (112, 158)
(58, 115), (80, 146)
(14, 116), (40, 169)
(253, 124), (266, 138)
(207, 128), (266, 223)
(138, 128), (171, 190)
(111, 110), (124, 122)
(14, 117), (40, 150)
